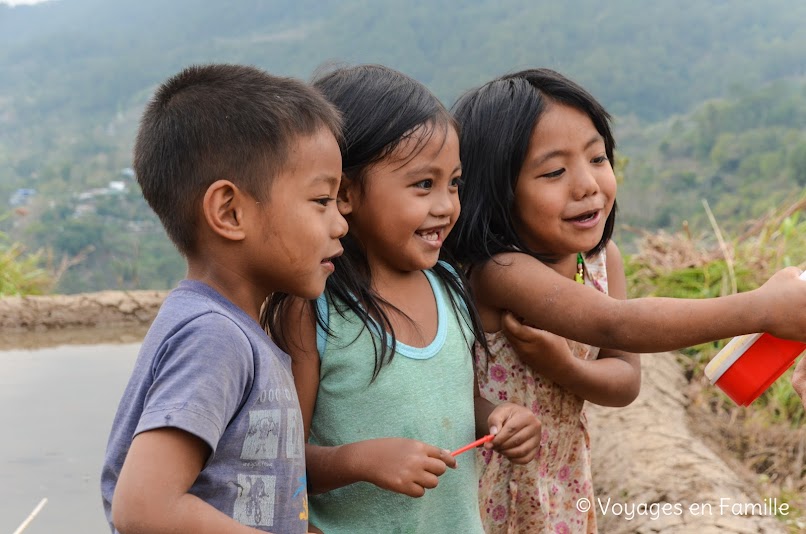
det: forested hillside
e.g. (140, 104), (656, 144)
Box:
(2, 0), (805, 292)
(619, 81), (806, 235)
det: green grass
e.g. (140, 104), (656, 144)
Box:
(0, 224), (52, 297)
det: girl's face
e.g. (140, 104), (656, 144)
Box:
(513, 102), (616, 259)
(341, 124), (461, 277)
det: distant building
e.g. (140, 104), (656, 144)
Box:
(9, 188), (36, 207)
(108, 181), (127, 192)
(74, 181), (128, 202)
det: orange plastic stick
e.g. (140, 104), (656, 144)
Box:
(450, 434), (494, 456)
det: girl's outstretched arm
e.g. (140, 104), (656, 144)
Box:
(501, 246), (641, 407)
(473, 241), (806, 353)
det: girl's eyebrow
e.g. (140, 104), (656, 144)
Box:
(530, 134), (604, 168)
(404, 163), (462, 177)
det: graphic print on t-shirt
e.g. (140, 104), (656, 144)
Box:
(233, 473), (277, 526)
(241, 409), (281, 460)
(286, 409), (303, 459)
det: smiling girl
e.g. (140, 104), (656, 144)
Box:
(448, 68), (806, 533)
(264, 65), (541, 534)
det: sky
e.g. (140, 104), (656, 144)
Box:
(0, 0), (51, 5)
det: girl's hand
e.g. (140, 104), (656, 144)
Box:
(357, 438), (457, 497)
(485, 403), (541, 464)
(757, 267), (806, 340)
(501, 310), (577, 380)
(793, 356), (806, 411)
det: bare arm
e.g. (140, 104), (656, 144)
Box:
(112, 428), (269, 534)
(474, 242), (806, 353)
(582, 245), (640, 405)
(278, 297), (320, 440)
(501, 243), (641, 406)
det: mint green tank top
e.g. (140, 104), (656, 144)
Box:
(308, 264), (484, 534)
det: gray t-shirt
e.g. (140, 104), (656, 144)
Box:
(101, 280), (307, 533)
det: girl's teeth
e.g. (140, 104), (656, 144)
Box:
(419, 231), (438, 241)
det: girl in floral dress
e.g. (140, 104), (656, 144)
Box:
(447, 68), (806, 533)
(476, 252), (608, 533)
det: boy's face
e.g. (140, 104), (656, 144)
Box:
(246, 128), (346, 299)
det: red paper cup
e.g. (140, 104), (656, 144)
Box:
(705, 332), (806, 406)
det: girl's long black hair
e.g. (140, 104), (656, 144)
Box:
(446, 68), (617, 268)
(264, 64), (487, 381)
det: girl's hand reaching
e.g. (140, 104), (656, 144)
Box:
(756, 267), (806, 341)
(485, 403), (541, 464)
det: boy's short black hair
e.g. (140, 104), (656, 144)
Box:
(134, 63), (342, 256)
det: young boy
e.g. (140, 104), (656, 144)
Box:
(101, 64), (346, 534)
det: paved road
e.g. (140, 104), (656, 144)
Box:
(0, 342), (140, 534)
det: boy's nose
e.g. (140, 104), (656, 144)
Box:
(333, 209), (348, 239)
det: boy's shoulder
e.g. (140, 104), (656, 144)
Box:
(143, 280), (279, 364)
(152, 280), (250, 331)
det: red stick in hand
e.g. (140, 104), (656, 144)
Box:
(450, 434), (494, 457)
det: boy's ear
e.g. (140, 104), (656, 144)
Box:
(337, 173), (355, 216)
(202, 180), (247, 241)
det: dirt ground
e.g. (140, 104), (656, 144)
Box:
(0, 291), (792, 532)
(588, 353), (786, 533)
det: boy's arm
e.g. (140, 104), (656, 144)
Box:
(112, 428), (268, 534)
(474, 241), (806, 352)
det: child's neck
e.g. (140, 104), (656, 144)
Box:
(186, 257), (268, 324)
(369, 265), (438, 349)
(370, 266), (422, 295)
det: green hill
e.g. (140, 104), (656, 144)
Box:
(2, 0), (806, 292)
(618, 81), (806, 235)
